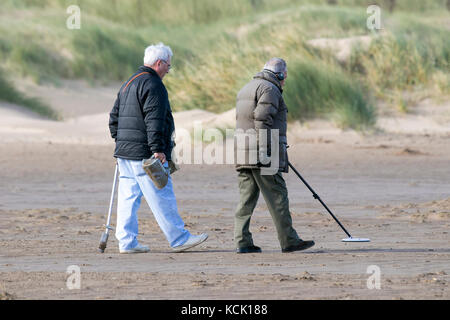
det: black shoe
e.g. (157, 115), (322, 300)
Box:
(236, 245), (262, 254)
(282, 240), (315, 253)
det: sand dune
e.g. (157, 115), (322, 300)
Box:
(1, 99), (449, 147)
(2, 78), (449, 146)
(307, 35), (374, 63)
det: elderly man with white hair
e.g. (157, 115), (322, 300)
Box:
(109, 43), (208, 253)
(234, 57), (315, 253)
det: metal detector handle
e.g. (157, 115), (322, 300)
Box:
(288, 161), (352, 238)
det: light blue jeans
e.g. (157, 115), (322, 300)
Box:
(115, 158), (190, 251)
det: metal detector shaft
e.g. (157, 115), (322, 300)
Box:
(98, 162), (119, 253)
(288, 161), (352, 238)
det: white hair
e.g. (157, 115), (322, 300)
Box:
(263, 57), (287, 74)
(143, 42), (173, 66)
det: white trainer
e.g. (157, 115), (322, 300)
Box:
(172, 233), (208, 252)
(119, 243), (150, 254)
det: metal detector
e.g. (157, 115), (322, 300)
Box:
(288, 161), (370, 242)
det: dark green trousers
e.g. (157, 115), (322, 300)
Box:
(234, 169), (301, 250)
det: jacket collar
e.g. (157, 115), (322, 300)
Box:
(138, 65), (159, 78)
(253, 70), (283, 93)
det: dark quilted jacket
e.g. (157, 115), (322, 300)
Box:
(109, 66), (175, 161)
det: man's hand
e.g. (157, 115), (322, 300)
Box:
(153, 152), (166, 164)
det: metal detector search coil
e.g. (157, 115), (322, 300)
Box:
(342, 237), (370, 242)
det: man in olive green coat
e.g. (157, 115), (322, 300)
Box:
(234, 58), (315, 253)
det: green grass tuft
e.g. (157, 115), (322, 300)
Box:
(0, 69), (60, 120)
(0, 0), (448, 127)
(285, 59), (375, 129)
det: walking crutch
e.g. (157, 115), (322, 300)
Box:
(98, 162), (119, 253)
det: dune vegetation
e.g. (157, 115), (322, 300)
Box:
(0, 0), (448, 128)
(0, 69), (60, 119)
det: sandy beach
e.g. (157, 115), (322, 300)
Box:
(0, 81), (449, 300)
